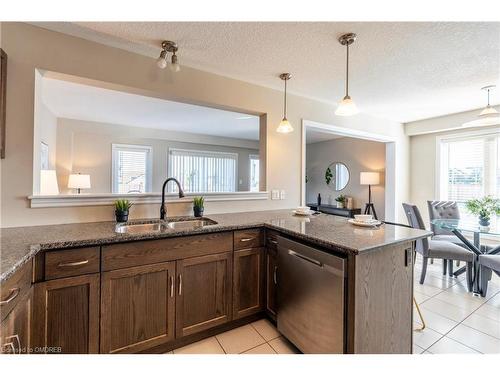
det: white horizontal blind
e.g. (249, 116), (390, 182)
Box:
(441, 133), (499, 202)
(112, 144), (152, 194)
(168, 149), (237, 193)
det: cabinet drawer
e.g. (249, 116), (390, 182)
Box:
(1, 261), (32, 322)
(45, 247), (100, 280)
(234, 229), (264, 250)
(102, 232), (233, 271)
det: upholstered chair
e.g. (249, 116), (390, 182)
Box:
(479, 252), (500, 297)
(403, 203), (474, 291)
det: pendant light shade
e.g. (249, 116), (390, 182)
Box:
(335, 33), (360, 116)
(462, 85), (500, 128)
(277, 73), (294, 133)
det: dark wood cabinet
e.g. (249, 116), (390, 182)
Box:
(265, 248), (278, 321)
(32, 274), (100, 353)
(100, 262), (175, 354)
(233, 247), (265, 319)
(1, 288), (32, 354)
(176, 252), (232, 338)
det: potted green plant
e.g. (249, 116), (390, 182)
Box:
(465, 196), (500, 230)
(335, 195), (346, 209)
(193, 196), (205, 217)
(114, 199), (132, 223)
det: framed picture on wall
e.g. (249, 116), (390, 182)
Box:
(40, 142), (49, 170)
(0, 48), (7, 159)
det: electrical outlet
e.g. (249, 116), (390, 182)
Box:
(271, 190), (280, 200)
(280, 190), (286, 200)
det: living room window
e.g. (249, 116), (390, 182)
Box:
(438, 131), (499, 202)
(112, 144), (152, 194)
(168, 148), (237, 193)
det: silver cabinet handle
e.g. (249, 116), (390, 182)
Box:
(273, 266), (278, 285)
(269, 239), (278, 245)
(240, 237), (254, 242)
(2, 342), (16, 354)
(170, 276), (174, 298)
(178, 274), (182, 296)
(6, 335), (20, 354)
(0, 288), (20, 306)
(288, 249), (323, 267)
(57, 260), (89, 268)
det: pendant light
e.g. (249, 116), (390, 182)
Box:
(335, 33), (360, 116)
(462, 85), (500, 128)
(276, 73), (294, 133)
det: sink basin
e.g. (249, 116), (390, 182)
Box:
(115, 218), (218, 234)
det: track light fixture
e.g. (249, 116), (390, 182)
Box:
(157, 40), (181, 72)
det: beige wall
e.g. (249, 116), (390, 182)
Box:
(306, 137), (386, 218)
(55, 118), (259, 194)
(409, 116), (500, 226)
(0, 22), (408, 227)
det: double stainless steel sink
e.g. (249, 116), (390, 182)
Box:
(115, 217), (218, 234)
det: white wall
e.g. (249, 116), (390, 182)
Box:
(55, 118), (259, 194)
(0, 23), (409, 227)
(306, 137), (386, 218)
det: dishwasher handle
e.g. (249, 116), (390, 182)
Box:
(288, 249), (323, 268)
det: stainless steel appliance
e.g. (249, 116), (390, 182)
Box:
(277, 237), (345, 353)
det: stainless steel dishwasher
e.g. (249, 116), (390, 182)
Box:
(277, 236), (345, 354)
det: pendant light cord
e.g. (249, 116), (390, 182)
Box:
(345, 43), (349, 97)
(284, 78), (287, 119)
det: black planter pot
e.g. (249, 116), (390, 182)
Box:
(479, 216), (490, 227)
(115, 210), (129, 223)
(193, 207), (204, 218)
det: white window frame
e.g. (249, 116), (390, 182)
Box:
(435, 128), (500, 202)
(249, 153), (260, 192)
(167, 147), (239, 193)
(112, 143), (153, 194)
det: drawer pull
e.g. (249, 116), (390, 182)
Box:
(240, 237), (255, 242)
(0, 288), (20, 306)
(268, 239), (278, 245)
(57, 260), (89, 268)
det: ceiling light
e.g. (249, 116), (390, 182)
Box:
(157, 40), (180, 72)
(277, 73), (294, 133)
(462, 85), (500, 128)
(335, 33), (360, 117)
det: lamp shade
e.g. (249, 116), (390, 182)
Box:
(40, 170), (60, 195)
(360, 172), (380, 185)
(335, 96), (360, 116)
(68, 174), (91, 189)
(276, 118), (294, 133)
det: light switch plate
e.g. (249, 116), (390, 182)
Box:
(280, 190), (286, 200)
(271, 190), (280, 200)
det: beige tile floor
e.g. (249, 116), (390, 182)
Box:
(168, 319), (300, 354)
(168, 255), (500, 355)
(413, 255), (500, 354)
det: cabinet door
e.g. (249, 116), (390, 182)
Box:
(265, 248), (278, 321)
(0, 288), (32, 354)
(100, 262), (175, 354)
(233, 247), (265, 319)
(176, 252), (232, 338)
(32, 274), (99, 354)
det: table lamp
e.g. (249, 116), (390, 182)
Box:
(40, 170), (60, 195)
(68, 173), (91, 194)
(360, 171), (380, 220)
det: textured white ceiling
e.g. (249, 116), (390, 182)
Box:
(41, 77), (260, 140)
(34, 22), (500, 123)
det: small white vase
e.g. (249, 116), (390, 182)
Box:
(336, 202), (344, 209)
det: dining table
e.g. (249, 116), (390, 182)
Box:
(431, 217), (500, 295)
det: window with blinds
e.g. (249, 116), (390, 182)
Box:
(168, 148), (237, 193)
(112, 144), (152, 194)
(440, 133), (499, 202)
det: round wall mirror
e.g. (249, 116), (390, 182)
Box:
(325, 162), (350, 191)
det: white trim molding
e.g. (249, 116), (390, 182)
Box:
(28, 191), (269, 208)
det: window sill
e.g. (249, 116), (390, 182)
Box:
(28, 191), (269, 208)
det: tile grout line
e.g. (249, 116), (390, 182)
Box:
(213, 335), (227, 354)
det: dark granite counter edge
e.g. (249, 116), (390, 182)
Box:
(1, 220), (430, 283)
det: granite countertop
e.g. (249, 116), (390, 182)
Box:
(0, 209), (431, 282)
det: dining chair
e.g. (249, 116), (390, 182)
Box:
(427, 200), (466, 273)
(479, 250), (500, 297)
(403, 203), (474, 291)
